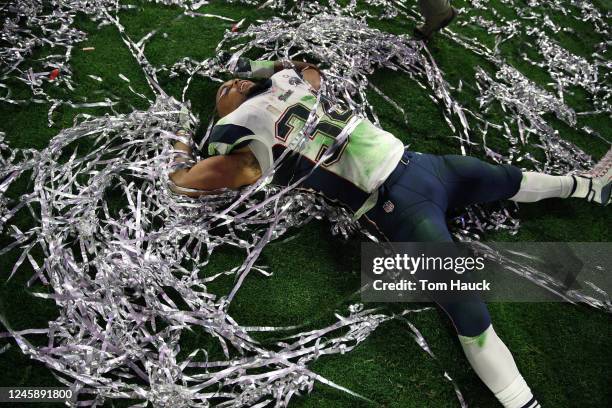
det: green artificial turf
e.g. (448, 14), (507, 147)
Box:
(1, 1), (611, 407)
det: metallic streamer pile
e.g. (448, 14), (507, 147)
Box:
(1, 4), (443, 406)
(0, 0), (131, 120)
(0, 94), (432, 406)
(146, 0), (210, 10)
(1, 0), (611, 406)
(439, 0), (610, 236)
(0, 0), (221, 119)
(1, 0), (87, 117)
(474, 64), (591, 173)
(460, 0), (611, 115)
(217, 11), (423, 125)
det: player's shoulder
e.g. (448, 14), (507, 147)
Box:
(214, 102), (259, 130)
(211, 104), (257, 140)
(208, 118), (257, 156)
(210, 120), (254, 145)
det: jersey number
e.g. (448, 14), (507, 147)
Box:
(275, 103), (352, 166)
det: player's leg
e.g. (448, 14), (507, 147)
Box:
(364, 156), (540, 408)
(510, 170), (611, 204)
(512, 146), (612, 204)
(415, 0), (458, 41)
(438, 152), (611, 207)
(402, 215), (541, 408)
(435, 154), (523, 208)
(457, 324), (541, 408)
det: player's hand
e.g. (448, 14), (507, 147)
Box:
(297, 61), (325, 79)
(216, 51), (252, 76)
(216, 51), (232, 67)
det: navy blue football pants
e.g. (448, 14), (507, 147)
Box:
(364, 150), (523, 336)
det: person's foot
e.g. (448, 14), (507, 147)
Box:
(414, 7), (458, 41)
(578, 148), (612, 205)
(591, 176), (611, 205)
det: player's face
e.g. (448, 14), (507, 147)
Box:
(215, 78), (255, 117)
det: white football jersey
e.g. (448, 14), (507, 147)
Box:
(209, 69), (404, 216)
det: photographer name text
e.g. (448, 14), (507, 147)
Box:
(373, 279), (491, 292)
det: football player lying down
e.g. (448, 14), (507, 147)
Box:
(169, 58), (611, 408)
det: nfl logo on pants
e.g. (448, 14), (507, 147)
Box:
(383, 200), (394, 213)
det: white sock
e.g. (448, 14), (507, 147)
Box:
(496, 376), (541, 408)
(510, 171), (589, 202)
(459, 325), (539, 408)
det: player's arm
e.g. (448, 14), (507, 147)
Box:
(272, 60), (318, 74)
(225, 54), (322, 90)
(169, 145), (261, 197)
(266, 59), (322, 91)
